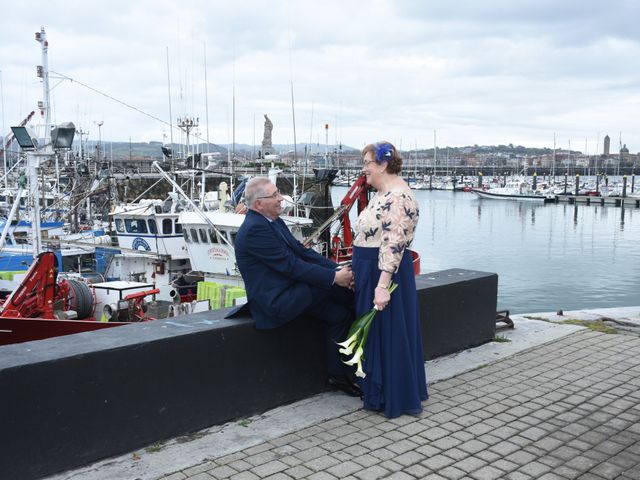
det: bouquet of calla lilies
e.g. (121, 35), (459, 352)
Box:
(337, 282), (398, 378)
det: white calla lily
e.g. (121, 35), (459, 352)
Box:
(344, 346), (364, 366)
(336, 332), (359, 355)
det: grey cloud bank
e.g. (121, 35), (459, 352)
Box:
(1, 0), (638, 153)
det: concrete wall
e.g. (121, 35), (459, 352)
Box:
(0, 269), (496, 480)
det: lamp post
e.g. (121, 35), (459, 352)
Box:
(12, 122), (76, 259)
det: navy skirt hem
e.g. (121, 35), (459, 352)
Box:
(352, 246), (428, 419)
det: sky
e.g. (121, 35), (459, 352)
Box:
(1, 0), (639, 154)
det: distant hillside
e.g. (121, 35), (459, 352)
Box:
(0, 136), (580, 159)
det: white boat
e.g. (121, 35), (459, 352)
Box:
(178, 209), (313, 285)
(471, 178), (555, 202)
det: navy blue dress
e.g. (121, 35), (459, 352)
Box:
(352, 190), (428, 418)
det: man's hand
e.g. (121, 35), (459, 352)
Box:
(334, 266), (353, 288)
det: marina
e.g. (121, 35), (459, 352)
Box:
(333, 186), (640, 314)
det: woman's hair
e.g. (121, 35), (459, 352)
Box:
(362, 141), (402, 174)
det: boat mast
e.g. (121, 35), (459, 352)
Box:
(0, 69), (6, 191)
(166, 47), (175, 180)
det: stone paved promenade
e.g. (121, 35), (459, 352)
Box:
(160, 329), (640, 480)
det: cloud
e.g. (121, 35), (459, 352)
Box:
(1, 0), (639, 152)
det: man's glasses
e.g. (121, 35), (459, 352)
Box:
(257, 189), (281, 200)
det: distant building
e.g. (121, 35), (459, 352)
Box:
(604, 135), (610, 156)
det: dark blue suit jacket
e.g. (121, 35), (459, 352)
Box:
(232, 209), (338, 329)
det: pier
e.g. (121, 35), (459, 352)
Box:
(551, 195), (640, 208)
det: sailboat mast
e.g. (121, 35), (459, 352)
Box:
(0, 69), (7, 191)
(166, 47), (175, 178)
(204, 42), (210, 154)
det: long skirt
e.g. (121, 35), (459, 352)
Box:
(352, 246), (428, 418)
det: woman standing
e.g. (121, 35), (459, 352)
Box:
(352, 141), (428, 418)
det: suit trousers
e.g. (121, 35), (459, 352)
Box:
(303, 284), (355, 376)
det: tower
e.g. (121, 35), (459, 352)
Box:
(603, 135), (610, 156)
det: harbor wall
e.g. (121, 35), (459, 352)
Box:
(0, 269), (496, 480)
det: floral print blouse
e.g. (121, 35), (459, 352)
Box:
(353, 189), (419, 273)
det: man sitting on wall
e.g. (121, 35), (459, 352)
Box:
(232, 177), (360, 397)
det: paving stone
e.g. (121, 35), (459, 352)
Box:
(384, 472), (415, 480)
(438, 465), (467, 480)
(377, 459), (403, 472)
(228, 459), (253, 471)
(369, 447), (397, 461)
(183, 463), (216, 476)
(263, 474), (294, 480)
(469, 465), (504, 480)
(208, 465), (238, 479)
(353, 453), (381, 468)
(430, 435), (463, 450)
(551, 465), (582, 479)
(490, 459), (519, 473)
(307, 472), (338, 480)
(517, 461), (551, 477)
(414, 443), (441, 457)
(420, 453), (456, 470)
(403, 463), (431, 478)
(293, 446), (328, 463)
(387, 450), (421, 467)
(228, 472), (260, 480)
(458, 439), (489, 455)
(387, 438), (419, 455)
(608, 450), (639, 469)
(420, 426), (452, 441)
(588, 461), (628, 479)
(564, 455), (600, 472)
(503, 471), (533, 480)
(185, 473), (215, 480)
(444, 447), (470, 461)
(305, 455), (341, 472)
(453, 456), (487, 473)
(353, 464), (390, 480)
(217, 452), (249, 466)
(504, 450), (537, 466)
(250, 460), (289, 477)
(284, 465), (314, 479)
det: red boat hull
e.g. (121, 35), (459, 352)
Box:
(0, 317), (128, 346)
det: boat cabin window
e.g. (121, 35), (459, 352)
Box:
(125, 219), (148, 234)
(229, 232), (237, 245)
(208, 229), (218, 243)
(148, 219), (157, 234)
(190, 228), (199, 243)
(115, 219), (125, 232)
(183, 229), (190, 243)
(174, 220), (183, 234)
(162, 219), (172, 234)
(199, 229), (207, 243)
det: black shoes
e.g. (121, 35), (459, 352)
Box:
(328, 374), (363, 398)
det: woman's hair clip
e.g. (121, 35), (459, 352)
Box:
(375, 143), (394, 162)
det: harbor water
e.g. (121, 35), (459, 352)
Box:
(333, 187), (640, 314)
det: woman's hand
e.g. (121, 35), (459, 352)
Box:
(373, 286), (391, 311)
